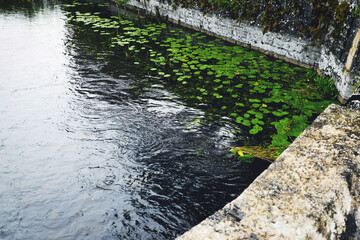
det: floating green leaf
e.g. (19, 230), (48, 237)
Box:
(242, 120), (251, 126)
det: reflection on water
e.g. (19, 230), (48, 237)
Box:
(0, 0), (57, 17)
(0, 1), (269, 239)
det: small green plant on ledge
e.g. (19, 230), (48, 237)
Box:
(116, 0), (130, 17)
(354, 6), (360, 18)
(313, 74), (338, 100)
(116, 0), (130, 6)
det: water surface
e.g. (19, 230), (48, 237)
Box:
(0, 1), (269, 239)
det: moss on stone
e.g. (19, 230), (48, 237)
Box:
(333, 1), (350, 39)
(169, 0), (354, 43)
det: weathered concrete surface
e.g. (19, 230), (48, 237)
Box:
(126, 0), (360, 101)
(177, 104), (360, 240)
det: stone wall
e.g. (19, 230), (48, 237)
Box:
(126, 0), (360, 102)
(177, 104), (360, 239)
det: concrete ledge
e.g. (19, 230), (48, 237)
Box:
(178, 104), (360, 239)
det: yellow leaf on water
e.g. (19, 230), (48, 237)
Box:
(232, 146), (286, 162)
(237, 150), (244, 156)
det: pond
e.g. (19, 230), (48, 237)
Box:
(0, 0), (335, 239)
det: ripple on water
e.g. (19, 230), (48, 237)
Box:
(0, 2), (270, 240)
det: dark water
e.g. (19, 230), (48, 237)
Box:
(0, 1), (269, 239)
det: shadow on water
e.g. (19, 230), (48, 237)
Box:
(0, 0), (270, 239)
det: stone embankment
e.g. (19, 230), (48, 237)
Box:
(177, 104), (360, 239)
(126, 0), (360, 102)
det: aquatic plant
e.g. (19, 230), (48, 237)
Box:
(231, 146), (284, 162)
(63, 2), (338, 162)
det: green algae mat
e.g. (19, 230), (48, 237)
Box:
(63, 1), (338, 161)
